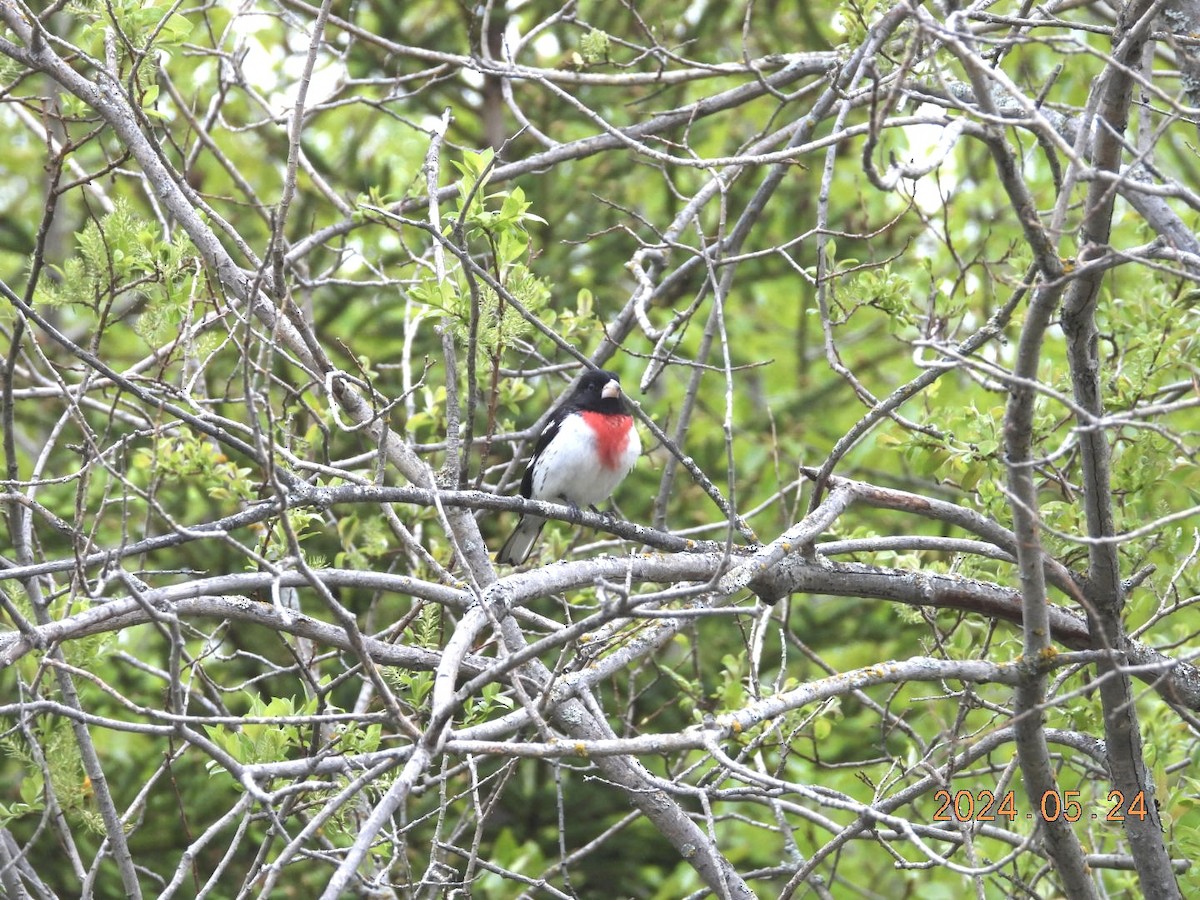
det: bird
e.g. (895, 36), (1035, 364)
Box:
(496, 369), (641, 565)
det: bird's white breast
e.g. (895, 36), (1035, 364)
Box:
(530, 414), (640, 507)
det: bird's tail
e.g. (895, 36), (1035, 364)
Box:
(496, 515), (546, 565)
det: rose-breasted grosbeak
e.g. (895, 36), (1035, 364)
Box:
(496, 369), (641, 565)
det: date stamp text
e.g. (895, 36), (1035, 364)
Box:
(932, 789), (1149, 823)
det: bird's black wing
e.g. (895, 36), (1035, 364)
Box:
(518, 412), (565, 499)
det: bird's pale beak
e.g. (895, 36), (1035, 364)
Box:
(602, 380), (621, 400)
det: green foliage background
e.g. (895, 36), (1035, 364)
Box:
(1, 0), (1199, 897)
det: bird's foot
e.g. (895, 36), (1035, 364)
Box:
(591, 505), (617, 525)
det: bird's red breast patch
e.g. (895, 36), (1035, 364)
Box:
(581, 411), (633, 469)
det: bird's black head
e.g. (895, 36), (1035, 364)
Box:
(569, 369), (628, 414)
